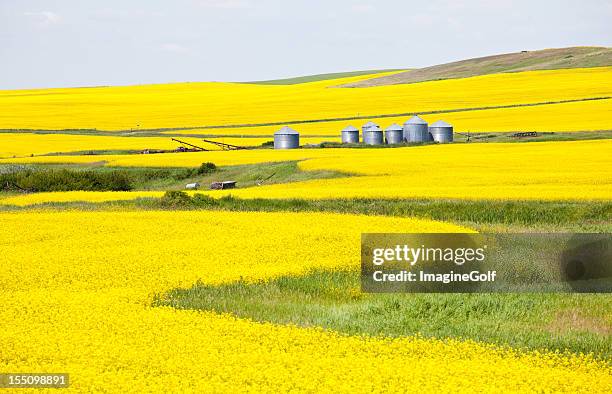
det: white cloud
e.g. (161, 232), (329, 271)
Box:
(24, 11), (61, 27)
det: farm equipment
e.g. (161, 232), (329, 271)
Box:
(455, 132), (472, 142)
(168, 138), (247, 153)
(256, 172), (276, 186)
(201, 139), (247, 150)
(171, 138), (208, 152)
(511, 132), (539, 138)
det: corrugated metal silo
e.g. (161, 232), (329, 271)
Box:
(341, 125), (360, 144)
(274, 126), (300, 149)
(429, 120), (454, 143)
(403, 115), (431, 143)
(385, 123), (404, 144)
(362, 121), (383, 145)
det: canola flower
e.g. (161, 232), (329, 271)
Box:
(0, 133), (204, 159)
(2, 140), (611, 204)
(0, 133), (176, 159)
(0, 210), (610, 392)
(0, 147), (336, 167)
(0, 67), (610, 131)
(164, 98), (612, 136)
(0, 191), (165, 206)
(0, 133), (337, 159)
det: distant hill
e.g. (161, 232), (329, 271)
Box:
(245, 69), (404, 85)
(338, 47), (612, 87)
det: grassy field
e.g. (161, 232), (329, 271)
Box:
(2, 193), (609, 229)
(155, 270), (611, 359)
(2, 191), (610, 360)
(0, 161), (349, 192)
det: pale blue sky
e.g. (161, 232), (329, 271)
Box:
(1, 0), (610, 89)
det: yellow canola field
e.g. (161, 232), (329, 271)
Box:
(0, 191), (165, 206)
(0, 133), (335, 158)
(166, 98), (612, 136)
(0, 147), (338, 167)
(208, 140), (612, 201)
(0, 133), (204, 158)
(2, 140), (610, 203)
(0, 67), (610, 131)
(1, 210), (610, 392)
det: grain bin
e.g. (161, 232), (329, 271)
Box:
(362, 121), (383, 145)
(403, 115), (431, 143)
(341, 125), (360, 144)
(429, 120), (454, 143)
(274, 126), (300, 149)
(385, 123), (404, 144)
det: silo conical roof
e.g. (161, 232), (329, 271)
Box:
(342, 125), (359, 132)
(363, 121), (381, 131)
(430, 120), (452, 127)
(404, 115), (427, 125)
(275, 126), (299, 135)
(385, 123), (403, 131)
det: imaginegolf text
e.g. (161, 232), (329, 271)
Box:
(372, 270), (497, 284)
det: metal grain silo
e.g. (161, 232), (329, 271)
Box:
(274, 126), (300, 149)
(385, 123), (404, 144)
(403, 115), (431, 143)
(429, 120), (454, 143)
(362, 121), (383, 145)
(341, 125), (360, 144)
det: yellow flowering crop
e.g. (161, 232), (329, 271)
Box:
(207, 140), (612, 201)
(0, 133), (336, 159)
(0, 191), (165, 206)
(0, 147), (338, 167)
(0, 67), (609, 131)
(165, 98), (612, 136)
(0, 133), (208, 159)
(1, 210), (610, 392)
(3, 140), (610, 203)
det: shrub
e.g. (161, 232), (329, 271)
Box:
(197, 162), (217, 175)
(192, 193), (220, 207)
(159, 192), (221, 208)
(0, 169), (132, 192)
(160, 191), (192, 207)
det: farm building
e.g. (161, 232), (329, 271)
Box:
(274, 126), (300, 149)
(341, 125), (360, 144)
(385, 123), (404, 144)
(404, 115), (431, 143)
(362, 121), (383, 145)
(429, 120), (454, 143)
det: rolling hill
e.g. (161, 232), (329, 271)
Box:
(338, 47), (612, 87)
(245, 69), (404, 85)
